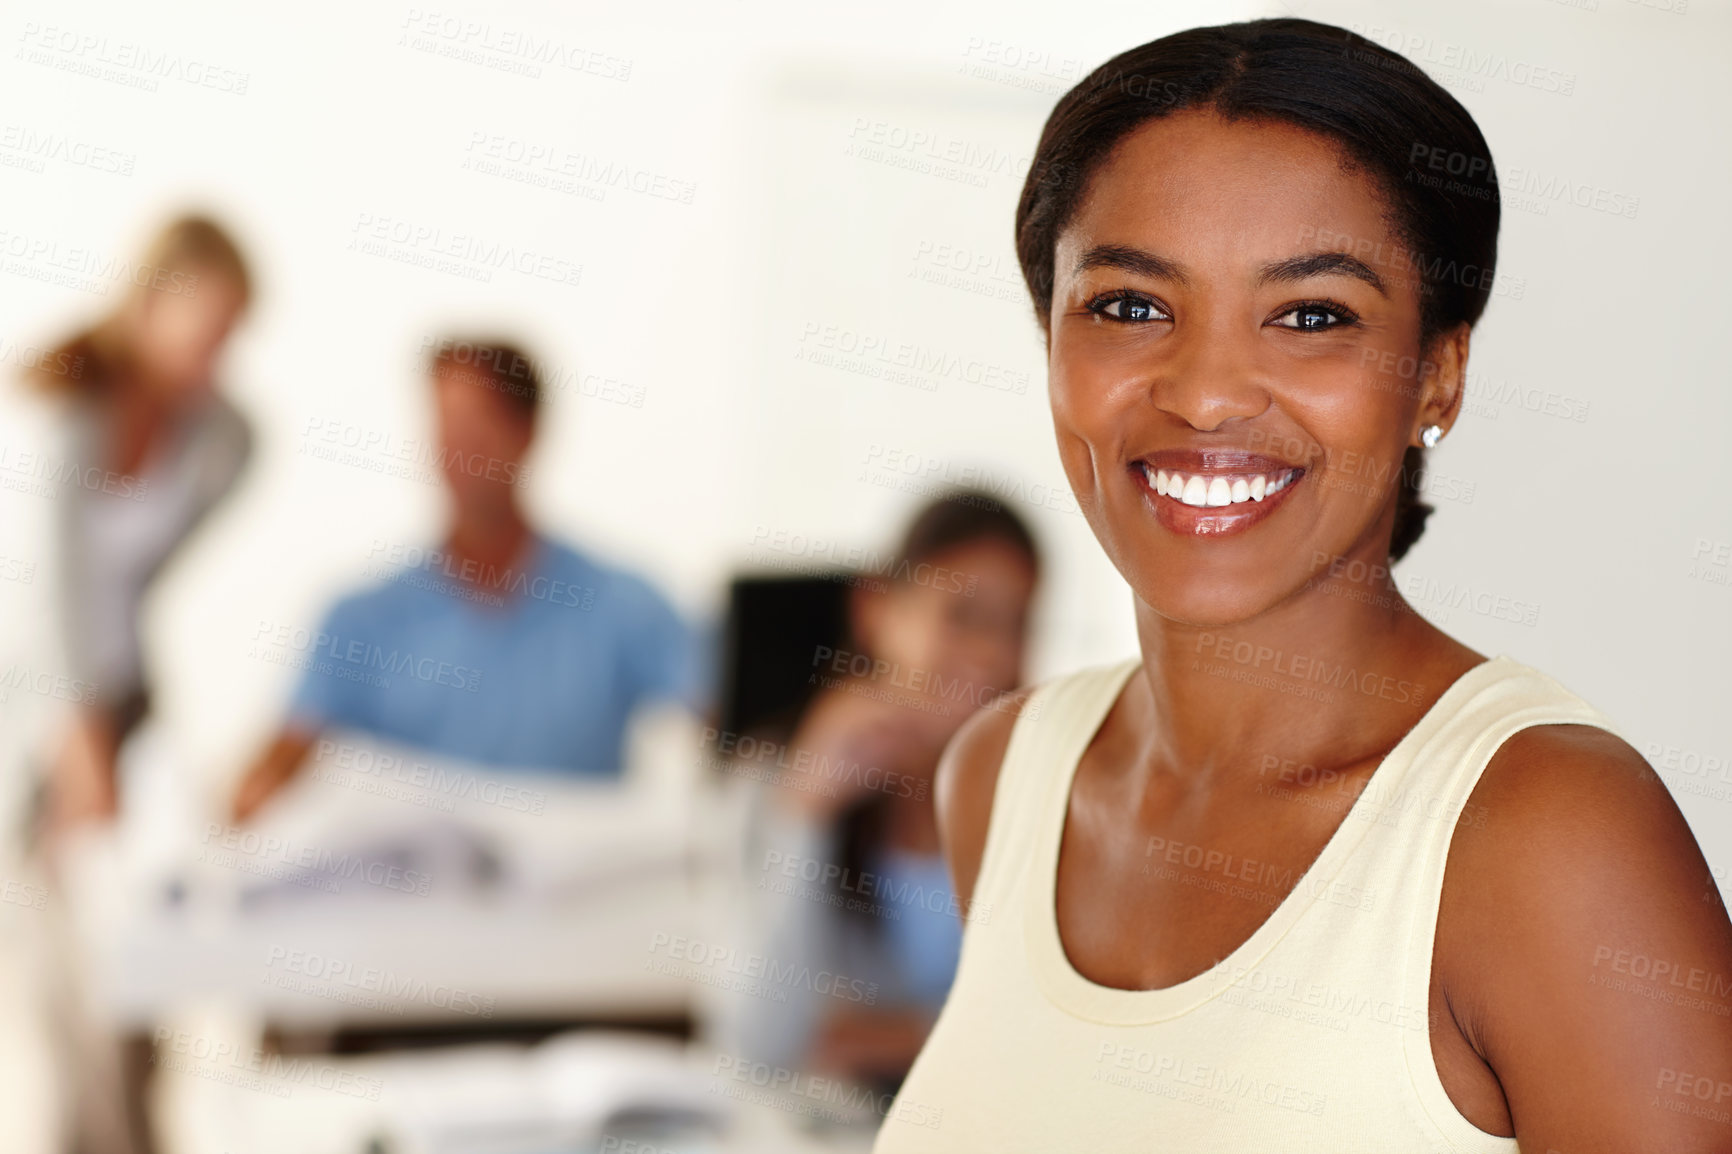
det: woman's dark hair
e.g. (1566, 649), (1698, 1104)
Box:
(1015, 18), (1501, 562)
(893, 489), (1041, 580)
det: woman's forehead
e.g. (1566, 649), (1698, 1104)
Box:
(1059, 110), (1399, 276)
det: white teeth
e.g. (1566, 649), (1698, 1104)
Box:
(1143, 467), (1298, 508)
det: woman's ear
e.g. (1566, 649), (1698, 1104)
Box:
(1414, 322), (1471, 447)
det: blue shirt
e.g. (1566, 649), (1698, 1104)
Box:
(873, 846), (964, 1007)
(286, 535), (707, 775)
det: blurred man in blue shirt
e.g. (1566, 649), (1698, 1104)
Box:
(232, 337), (706, 820)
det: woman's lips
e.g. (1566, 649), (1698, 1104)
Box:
(1131, 460), (1307, 536)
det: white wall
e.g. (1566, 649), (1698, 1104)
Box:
(0, 0), (1726, 874)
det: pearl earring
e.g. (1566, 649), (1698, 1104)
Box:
(1420, 424), (1443, 449)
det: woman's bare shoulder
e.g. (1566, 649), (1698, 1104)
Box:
(1438, 722), (1732, 1148)
(933, 688), (1038, 912)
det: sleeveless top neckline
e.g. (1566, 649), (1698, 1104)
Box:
(1023, 654), (1512, 1026)
(871, 652), (1624, 1154)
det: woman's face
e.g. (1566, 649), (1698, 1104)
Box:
(858, 537), (1036, 717)
(129, 267), (246, 398)
(1047, 109), (1462, 627)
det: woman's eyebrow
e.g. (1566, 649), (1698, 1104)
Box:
(1072, 243), (1192, 286)
(1073, 244), (1389, 298)
(1258, 251), (1389, 297)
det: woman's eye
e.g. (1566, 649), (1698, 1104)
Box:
(1091, 294), (1167, 323)
(1272, 303), (1355, 331)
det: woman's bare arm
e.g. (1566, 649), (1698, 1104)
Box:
(932, 690), (1034, 914)
(1443, 724), (1732, 1152)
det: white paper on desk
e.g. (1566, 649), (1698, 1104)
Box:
(215, 729), (696, 911)
(368, 1031), (726, 1154)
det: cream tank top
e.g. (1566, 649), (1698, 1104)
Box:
(871, 654), (1625, 1153)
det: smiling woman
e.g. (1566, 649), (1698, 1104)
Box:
(872, 17), (1732, 1154)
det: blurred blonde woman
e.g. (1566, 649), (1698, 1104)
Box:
(26, 214), (254, 835)
(19, 213), (253, 1154)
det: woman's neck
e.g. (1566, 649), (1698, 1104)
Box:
(1128, 573), (1482, 790)
(104, 373), (181, 477)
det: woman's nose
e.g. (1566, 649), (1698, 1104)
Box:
(1148, 314), (1272, 432)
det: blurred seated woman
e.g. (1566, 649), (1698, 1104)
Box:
(25, 214), (254, 835)
(731, 492), (1039, 1094)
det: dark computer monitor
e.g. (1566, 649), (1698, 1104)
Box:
(715, 572), (854, 745)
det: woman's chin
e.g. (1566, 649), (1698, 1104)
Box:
(1130, 581), (1295, 632)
